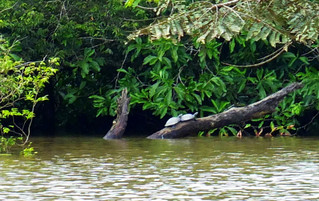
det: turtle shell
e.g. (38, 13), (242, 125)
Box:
(164, 114), (182, 127)
(180, 112), (198, 122)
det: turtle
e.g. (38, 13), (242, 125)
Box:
(164, 114), (182, 127)
(180, 112), (198, 122)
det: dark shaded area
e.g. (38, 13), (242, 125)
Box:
(32, 103), (165, 137)
(296, 110), (319, 136)
(126, 108), (166, 137)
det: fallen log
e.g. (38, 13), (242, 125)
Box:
(147, 82), (303, 139)
(103, 88), (130, 139)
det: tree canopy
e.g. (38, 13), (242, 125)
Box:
(123, 0), (319, 136)
(0, 0), (318, 145)
(129, 0), (319, 46)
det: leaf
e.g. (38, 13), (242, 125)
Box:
(201, 105), (217, 113)
(80, 62), (89, 77)
(165, 89), (172, 105)
(159, 107), (167, 119)
(154, 26), (162, 39)
(175, 20), (184, 38)
(65, 94), (77, 104)
(90, 61), (100, 72)
(260, 27), (272, 41)
(125, 0), (134, 7)
(80, 81), (86, 90)
(226, 126), (237, 136)
(270, 121), (275, 131)
(9, 53), (22, 61)
(238, 80), (246, 93)
(228, 23), (242, 33)
(299, 56), (309, 65)
(229, 39), (235, 53)
(117, 68), (128, 73)
(288, 55), (298, 67)
(126, 44), (136, 54)
(198, 131), (205, 136)
(193, 93), (202, 104)
(257, 84), (267, 98)
(220, 101), (230, 111)
(211, 99), (218, 109)
(84, 48), (95, 58)
(244, 124), (251, 129)
(89, 95), (105, 100)
(171, 47), (178, 63)
(256, 69), (263, 81)
(143, 55), (158, 65)
(258, 121), (264, 129)
(174, 86), (185, 100)
(162, 57), (172, 68)
(132, 0), (141, 8)
(149, 82), (160, 97)
(246, 23), (263, 40)
(142, 102), (153, 110)
(36, 96), (49, 102)
(269, 31), (278, 47)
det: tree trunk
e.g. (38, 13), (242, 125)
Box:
(103, 88), (130, 139)
(147, 82), (303, 139)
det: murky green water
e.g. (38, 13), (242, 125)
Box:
(1, 136), (319, 200)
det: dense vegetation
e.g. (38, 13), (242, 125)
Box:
(0, 0), (318, 153)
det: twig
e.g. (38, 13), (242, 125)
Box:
(193, 0), (239, 8)
(114, 52), (128, 88)
(298, 111), (319, 131)
(123, 17), (160, 22)
(222, 42), (291, 68)
(136, 5), (156, 10)
(223, 5), (244, 23)
(80, 37), (115, 42)
(257, 45), (285, 61)
(14, 61), (43, 68)
(176, 65), (185, 86)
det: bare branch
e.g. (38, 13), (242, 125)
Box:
(222, 42), (291, 68)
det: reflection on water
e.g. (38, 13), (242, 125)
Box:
(1, 136), (319, 200)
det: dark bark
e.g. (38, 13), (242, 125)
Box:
(103, 88), (130, 139)
(147, 82), (303, 139)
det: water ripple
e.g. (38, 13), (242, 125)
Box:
(0, 137), (319, 200)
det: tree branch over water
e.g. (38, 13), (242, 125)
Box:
(147, 82), (303, 139)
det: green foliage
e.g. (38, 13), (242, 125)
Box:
(70, 48), (105, 79)
(129, 0), (319, 46)
(1, 0), (319, 137)
(89, 89), (122, 117)
(127, 38), (193, 117)
(121, 38), (247, 118)
(0, 35), (57, 148)
(125, 0), (160, 8)
(298, 67), (319, 103)
(0, 136), (21, 153)
(205, 125), (238, 137)
(124, 0), (319, 135)
(0, 0), (150, 127)
(21, 142), (37, 157)
(114, 32), (317, 136)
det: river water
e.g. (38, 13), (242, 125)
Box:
(1, 136), (319, 200)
